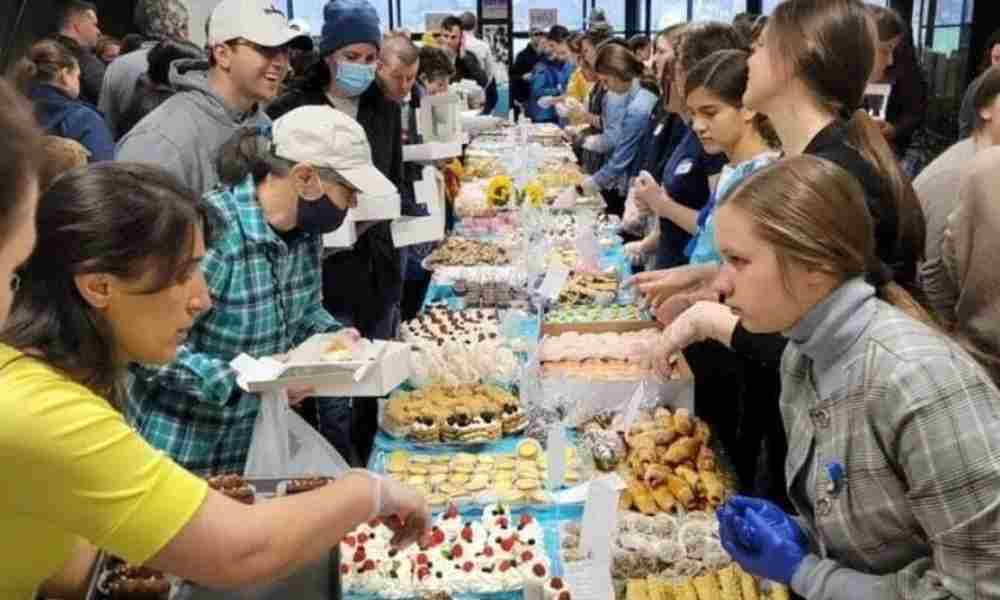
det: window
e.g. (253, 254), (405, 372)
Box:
(593, 0), (626, 30)
(648, 0), (688, 33)
(388, 0), (477, 32)
(512, 0), (584, 32)
(935, 0), (966, 25)
(289, 0), (391, 34)
(692, 0), (747, 21)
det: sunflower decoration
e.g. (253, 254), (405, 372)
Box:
(522, 180), (546, 208)
(486, 175), (514, 208)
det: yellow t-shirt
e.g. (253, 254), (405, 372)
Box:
(0, 345), (208, 599)
(566, 68), (594, 105)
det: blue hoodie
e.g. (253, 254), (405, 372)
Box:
(29, 84), (114, 161)
(528, 57), (573, 123)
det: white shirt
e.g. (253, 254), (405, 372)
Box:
(463, 32), (495, 83)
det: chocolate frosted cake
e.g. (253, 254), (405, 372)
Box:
(207, 473), (255, 505)
(284, 477), (332, 494)
(101, 563), (170, 600)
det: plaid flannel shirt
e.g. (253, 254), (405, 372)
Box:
(127, 177), (340, 474)
(781, 278), (1000, 600)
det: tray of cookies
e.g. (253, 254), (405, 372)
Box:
(381, 383), (526, 446)
(377, 439), (590, 507)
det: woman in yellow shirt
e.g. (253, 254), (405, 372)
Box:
(0, 80), (430, 600)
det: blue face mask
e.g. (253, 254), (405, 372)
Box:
(335, 61), (375, 97)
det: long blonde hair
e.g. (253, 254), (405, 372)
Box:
(726, 155), (930, 323)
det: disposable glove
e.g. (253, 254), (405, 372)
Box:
(718, 496), (809, 585)
(349, 469), (431, 549)
(650, 301), (738, 378)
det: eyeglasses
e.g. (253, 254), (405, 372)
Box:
(230, 39), (290, 60)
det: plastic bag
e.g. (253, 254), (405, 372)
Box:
(244, 391), (350, 478)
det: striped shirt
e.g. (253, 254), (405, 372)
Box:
(782, 278), (1000, 600)
(127, 176), (341, 474)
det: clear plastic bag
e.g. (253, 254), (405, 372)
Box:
(244, 391), (350, 478)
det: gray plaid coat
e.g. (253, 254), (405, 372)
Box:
(781, 278), (1000, 600)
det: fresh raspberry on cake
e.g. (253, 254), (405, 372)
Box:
(461, 524), (474, 543)
(533, 563), (547, 577)
(353, 548), (366, 563)
(343, 535), (356, 547)
(483, 545), (494, 557)
(519, 514), (533, 527)
(357, 532), (369, 544)
(521, 550), (533, 562)
(499, 560), (512, 573)
(462, 561), (475, 572)
(550, 577), (565, 590)
(450, 544), (463, 559)
(416, 553), (429, 565)
(362, 559), (375, 572)
(558, 591), (571, 600)
(445, 504), (459, 519)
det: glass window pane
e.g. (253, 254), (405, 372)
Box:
(513, 0), (584, 31)
(650, 0), (688, 32)
(935, 0), (965, 26)
(593, 0), (625, 30)
(762, 0), (781, 15)
(291, 0), (390, 34)
(692, 0), (747, 21)
(395, 0), (478, 32)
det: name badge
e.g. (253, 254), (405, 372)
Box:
(674, 159), (694, 176)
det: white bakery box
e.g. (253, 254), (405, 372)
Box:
(231, 335), (411, 397)
(322, 167), (402, 248)
(392, 165), (446, 248)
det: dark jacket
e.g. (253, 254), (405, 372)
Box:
(53, 34), (106, 106)
(510, 44), (541, 106)
(268, 79), (406, 338)
(630, 102), (686, 180)
(883, 35), (927, 155)
(453, 52), (489, 88)
(29, 83), (114, 161)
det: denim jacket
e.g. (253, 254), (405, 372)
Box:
(591, 80), (657, 194)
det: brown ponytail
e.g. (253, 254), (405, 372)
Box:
(767, 0), (926, 284)
(11, 39), (78, 95)
(844, 109), (926, 270)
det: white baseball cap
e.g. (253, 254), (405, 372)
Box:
(209, 0), (313, 50)
(272, 106), (397, 199)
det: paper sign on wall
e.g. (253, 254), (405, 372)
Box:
(529, 8), (558, 31)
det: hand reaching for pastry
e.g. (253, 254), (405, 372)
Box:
(349, 470), (431, 549)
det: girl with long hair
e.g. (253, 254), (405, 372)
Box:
(710, 155), (1000, 599)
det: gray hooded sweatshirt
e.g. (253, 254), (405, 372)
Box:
(116, 59), (270, 195)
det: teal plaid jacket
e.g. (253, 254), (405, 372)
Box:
(127, 177), (341, 475)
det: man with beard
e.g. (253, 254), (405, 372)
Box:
(117, 0), (312, 195)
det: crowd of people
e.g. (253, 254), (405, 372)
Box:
(1, 0), (1000, 597)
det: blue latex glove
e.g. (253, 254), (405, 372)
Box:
(727, 496), (806, 545)
(718, 497), (809, 585)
